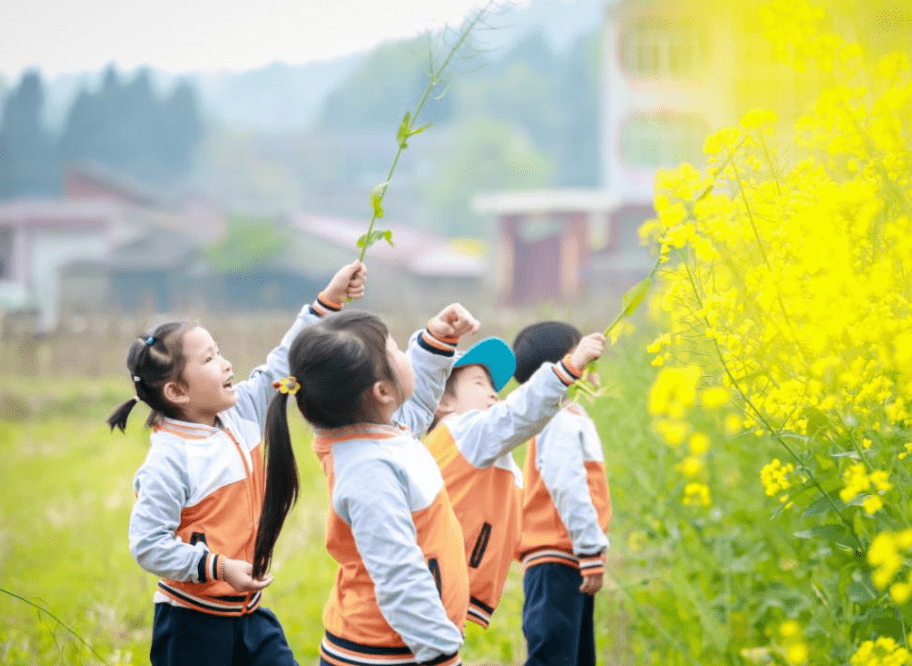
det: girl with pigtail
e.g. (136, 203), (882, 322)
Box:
(108, 261), (366, 666)
(253, 304), (480, 666)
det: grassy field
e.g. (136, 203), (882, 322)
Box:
(0, 319), (659, 666)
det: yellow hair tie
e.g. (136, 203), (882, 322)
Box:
(273, 376), (301, 395)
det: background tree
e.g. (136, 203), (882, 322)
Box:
(58, 66), (205, 186)
(0, 70), (60, 198)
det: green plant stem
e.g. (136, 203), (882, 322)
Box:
(357, 3), (492, 262)
(0, 586), (104, 662)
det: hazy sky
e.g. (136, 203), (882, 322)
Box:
(0, 0), (503, 79)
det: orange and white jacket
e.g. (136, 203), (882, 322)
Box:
(128, 295), (337, 616)
(518, 403), (611, 577)
(315, 329), (468, 666)
(424, 359), (581, 628)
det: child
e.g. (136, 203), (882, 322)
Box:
(424, 331), (605, 630)
(253, 304), (480, 666)
(108, 260), (367, 666)
(512, 321), (613, 666)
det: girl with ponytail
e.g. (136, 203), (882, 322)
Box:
(253, 304), (480, 666)
(110, 261), (366, 666)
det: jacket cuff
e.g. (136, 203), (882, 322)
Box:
(197, 552), (225, 583)
(309, 292), (344, 317)
(420, 652), (461, 666)
(552, 355), (583, 386)
(417, 328), (459, 357)
(578, 551), (606, 576)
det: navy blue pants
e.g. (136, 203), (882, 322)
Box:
(522, 563), (596, 666)
(150, 604), (298, 666)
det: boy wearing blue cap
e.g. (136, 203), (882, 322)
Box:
(424, 331), (604, 630)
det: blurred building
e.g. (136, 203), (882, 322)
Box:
(0, 163), (226, 330)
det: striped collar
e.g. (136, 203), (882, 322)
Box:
(312, 422), (407, 453)
(155, 416), (225, 440)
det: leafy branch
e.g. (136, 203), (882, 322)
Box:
(356, 2), (493, 260)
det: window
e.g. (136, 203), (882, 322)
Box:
(620, 112), (709, 168)
(620, 18), (709, 78)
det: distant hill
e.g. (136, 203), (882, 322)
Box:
(12, 0), (606, 133)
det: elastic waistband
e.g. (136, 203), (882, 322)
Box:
(157, 581), (261, 617)
(320, 631), (461, 666)
(520, 549), (605, 575)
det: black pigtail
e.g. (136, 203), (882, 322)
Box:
(253, 390), (299, 579)
(107, 397), (139, 432)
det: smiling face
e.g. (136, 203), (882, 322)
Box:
(439, 364), (499, 416)
(168, 326), (236, 425)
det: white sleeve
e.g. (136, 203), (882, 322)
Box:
(231, 299), (326, 432)
(128, 444), (209, 581)
(393, 329), (457, 436)
(447, 362), (569, 468)
(334, 458), (463, 662)
(538, 413), (609, 556)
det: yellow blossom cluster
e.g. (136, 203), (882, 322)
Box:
(760, 458), (795, 502)
(778, 620), (809, 666)
(840, 464), (893, 514)
(682, 482), (711, 508)
(867, 530), (912, 594)
(638, 1), (912, 657)
(850, 637), (912, 666)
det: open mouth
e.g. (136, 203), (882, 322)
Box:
(224, 376), (235, 391)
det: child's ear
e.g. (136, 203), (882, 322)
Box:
(163, 380), (190, 407)
(371, 380), (398, 409)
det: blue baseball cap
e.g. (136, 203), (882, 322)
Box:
(453, 337), (517, 392)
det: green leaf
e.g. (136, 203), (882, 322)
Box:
(409, 121), (433, 137)
(802, 492), (845, 518)
(396, 111), (412, 149)
(621, 275), (654, 319)
(370, 181), (390, 219)
(802, 406), (830, 437)
(804, 524), (862, 551)
(846, 581), (876, 604)
(356, 229), (395, 251)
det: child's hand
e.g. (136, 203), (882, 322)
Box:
(222, 557), (273, 592)
(323, 261), (367, 304)
(428, 303), (480, 340)
(569, 332), (605, 370)
(579, 572), (603, 595)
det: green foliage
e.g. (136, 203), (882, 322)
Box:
(205, 214), (291, 274)
(424, 117), (554, 238)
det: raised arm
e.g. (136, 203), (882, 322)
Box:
(450, 332), (606, 468)
(233, 261), (367, 430)
(394, 303), (479, 434)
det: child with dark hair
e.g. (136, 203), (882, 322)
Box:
(253, 304), (480, 666)
(512, 320), (613, 666)
(109, 261), (367, 666)
(424, 331), (604, 630)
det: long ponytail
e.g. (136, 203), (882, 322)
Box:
(253, 390), (299, 579)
